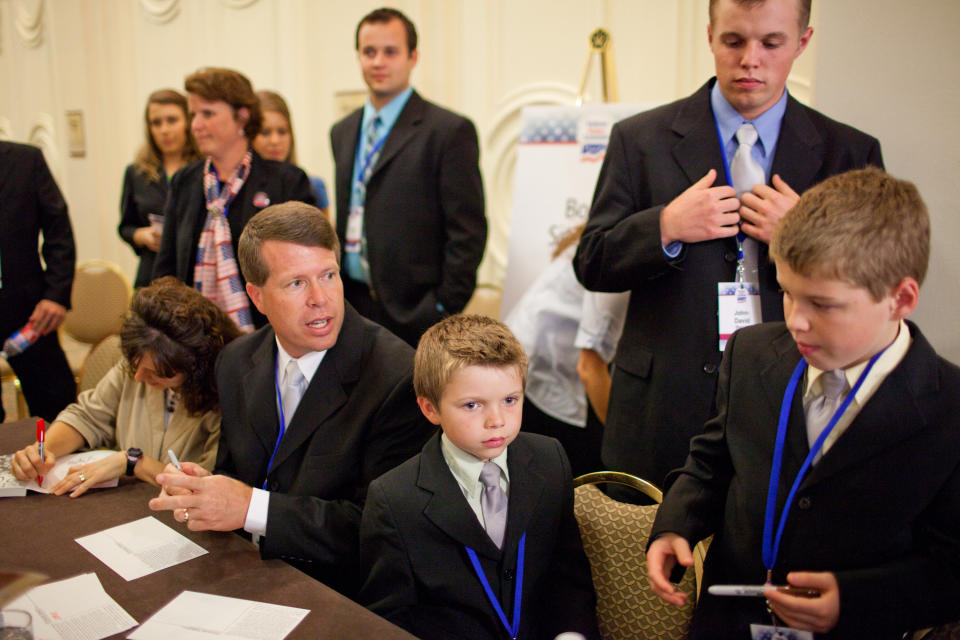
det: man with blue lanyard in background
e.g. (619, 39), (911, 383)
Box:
(331, 7), (486, 347)
(573, 0), (884, 495)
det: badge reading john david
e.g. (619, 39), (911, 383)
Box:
(718, 281), (761, 351)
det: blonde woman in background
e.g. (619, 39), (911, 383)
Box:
(119, 89), (199, 287)
(253, 90), (331, 219)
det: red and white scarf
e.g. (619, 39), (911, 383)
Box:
(194, 151), (254, 333)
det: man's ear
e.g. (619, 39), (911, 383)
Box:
(889, 277), (920, 320)
(417, 396), (442, 426)
(246, 282), (265, 314)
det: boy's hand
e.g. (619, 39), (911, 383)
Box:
(765, 571), (840, 633)
(646, 533), (694, 606)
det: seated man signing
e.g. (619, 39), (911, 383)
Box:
(150, 201), (434, 596)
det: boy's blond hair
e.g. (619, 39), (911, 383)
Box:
(770, 167), (929, 301)
(414, 314), (529, 406)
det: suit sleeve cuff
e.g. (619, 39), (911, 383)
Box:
(244, 487), (270, 537)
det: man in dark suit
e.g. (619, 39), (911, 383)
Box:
(573, 0), (884, 491)
(330, 7), (486, 346)
(0, 141), (76, 422)
(150, 202), (434, 596)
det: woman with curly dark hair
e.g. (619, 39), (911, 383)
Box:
(10, 277), (242, 497)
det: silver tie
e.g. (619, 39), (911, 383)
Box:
(280, 360), (306, 428)
(479, 461), (508, 549)
(730, 123), (765, 285)
(805, 369), (849, 460)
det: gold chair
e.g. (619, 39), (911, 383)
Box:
(60, 260), (132, 384)
(77, 333), (123, 394)
(573, 471), (698, 640)
(0, 358), (29, 421)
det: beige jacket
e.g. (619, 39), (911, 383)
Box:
(57, 361), (220, 470)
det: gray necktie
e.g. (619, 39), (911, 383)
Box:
(805, 369), (849, 456)
(730, 122), (765, 285)
(479, 461), (507, 549)
(280, 360), (306, 428)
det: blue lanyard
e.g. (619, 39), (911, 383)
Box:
(357, 134), (387, 186)
(761, 350), (886, 576)
(262, 358), (288, 490)
(465, 532), (525, 639)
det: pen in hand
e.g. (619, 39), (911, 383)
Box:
(36, 418), (45, 486)
(167, 449), (184, 472)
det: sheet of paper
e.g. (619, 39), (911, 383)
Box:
(75, 516), (207, 581)
(3, 572), (137, 640)
(0, 454), (27, 497)
(129, 591), (309, 640)
(0, 451), (120, 497)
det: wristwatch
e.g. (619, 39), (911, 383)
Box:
(125, 447), (143, 476)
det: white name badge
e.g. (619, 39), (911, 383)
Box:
(749, 624), (814, 640)
(718, 281), (761, 351)
(346, 205), (364, 244)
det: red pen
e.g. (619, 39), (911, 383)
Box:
(36, 418), (45, 487)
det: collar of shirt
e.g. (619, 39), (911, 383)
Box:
(804, 320), (912, 409)
(274, 337), (326, 386)
(440, 432), (510, 501)
(359, 86), (414, 151)
(710, 79), (788, 179)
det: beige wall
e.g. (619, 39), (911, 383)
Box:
(1, 0), (957, 360)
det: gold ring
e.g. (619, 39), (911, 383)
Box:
(78, 471), (86, 483)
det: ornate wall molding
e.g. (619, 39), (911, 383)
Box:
(28, 112), (60, 180)
(15, 0), (44, 48)
(479, 82), (579, 286)
(139, 0), (180, 25)
(220, 0), (260, 9)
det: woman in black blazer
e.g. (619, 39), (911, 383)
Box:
(152, 68), (314, 329)
(118, 89), (198, 288)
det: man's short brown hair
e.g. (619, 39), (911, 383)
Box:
(770, 167), (930, 301)
(185, 67), (262, 140)
(238, 201), (340, 286)
(414, 314), (529, 407)
(708, 0), (812, 32)
(355, 7), (418, 53)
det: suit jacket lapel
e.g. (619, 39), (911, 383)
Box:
(266, 306), (363, 474)
(671, 80), (728, 187)
(419, 434), (501, 557)
(770, 96), (824, 192)
(503, 436), (545, 548)
(759, 330), (810, 473)
(369, 91), (424, 180)
(803, 326), (939, 487)
(334, 109), (363, 238)
(242, 330), (281, 457)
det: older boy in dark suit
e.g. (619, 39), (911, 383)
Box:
(359, 315), (599, 640)
(647, 168), (960, 639)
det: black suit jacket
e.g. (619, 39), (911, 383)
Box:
(573, 79), (884, 489)
(0, 141), (75, 328)
(153, 151), (314, 327)
(330, 91), (486, 337)
(214, 304), (435, 595)
(359, 432), (599, 640)
(651, 322), (960, 639)
(118, 164), (168, 287)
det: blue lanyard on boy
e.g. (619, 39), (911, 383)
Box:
(712, 114), (746, 281)
(262, 357), (289, 491)
(761, 349), (887, 581)
(465, 532), (526, 639)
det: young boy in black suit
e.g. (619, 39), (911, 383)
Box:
(358, 314), (599, 640)
(646, 167), (960, 639)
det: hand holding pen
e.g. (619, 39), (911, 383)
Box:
(36, 418), (46, 486)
